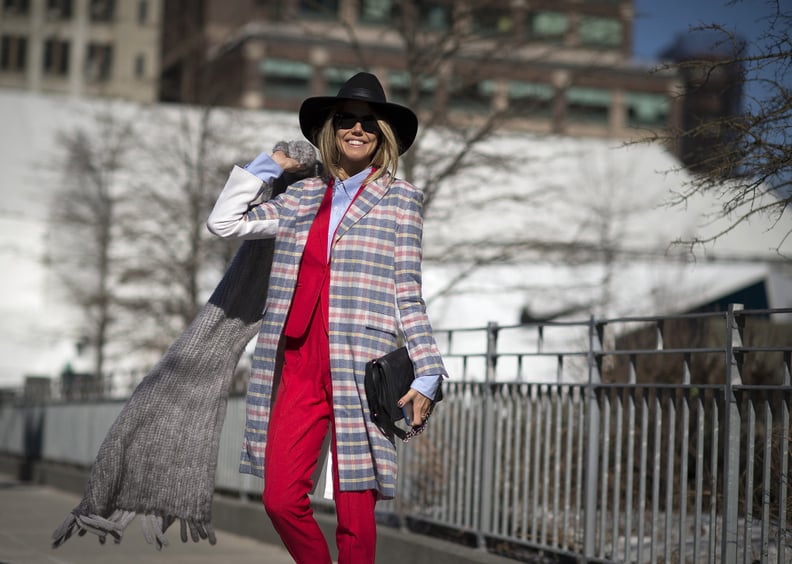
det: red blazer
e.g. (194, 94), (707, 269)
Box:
(283, 184), (332, 338)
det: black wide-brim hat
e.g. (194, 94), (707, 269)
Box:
(299, 72), (418, 155)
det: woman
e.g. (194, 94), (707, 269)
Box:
(207, 72), (447, 564)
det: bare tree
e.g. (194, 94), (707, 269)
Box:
(653, 0), (791, 253)
(112, 105), (248, 355)
(291, 0), (596, 210)
(422, 144), (673, 319)
(47, 108), (138, 381)
(180, 2), (658, 317)
(47, 101), (266, 377)
(331, 0), (568, 210)
(292, 0), (595, 309)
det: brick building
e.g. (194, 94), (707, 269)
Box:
(158, 0), (684, 141)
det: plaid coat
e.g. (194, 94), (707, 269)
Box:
(221, 166), (448, 499)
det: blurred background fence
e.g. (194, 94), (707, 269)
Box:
(1, 305), (790, 563)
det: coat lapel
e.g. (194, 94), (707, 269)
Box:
(333, 174), (390, 247)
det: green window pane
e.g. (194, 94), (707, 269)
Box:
(359, 0), (393, 23)
(567, 87), (611, 105)
(299, 0), (338, 18)
(261, 58), (311, 99)
(508, 81), (554, 100)
(388, 71), (437, 91)
(478, 79), (497, 96)
(579, 16), (622, 47)
(388, 71), (436, 108)
(261, 58), (312, 79)
(625, 92), (670, 127)
(421, 3), (450, 30)
(532, 12), (568, 37)
(473, 9), (514, 36)
(508, 81), (554, 117)
(324, 66), (365, 94)
(567, 87), (610, 123)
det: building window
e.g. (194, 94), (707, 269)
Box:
(418, 1), (450, 31)
(358, 0), (394, 24)
(625, 92), (669, 128)
(261, 58), (311, 100)
(472, 7), (514, 37)
(85, 43), (113, 81)
(448, 78), (494, 114)
(391, 1), (450, 31)
(579, 16), (622, 48)
(527, 11), (567, 42)
(134, 53), (145, 78)
(0, 35), (27, 71)
(299, 0), (338, 20)
(89, 0), (115, 22)
(43, 38), (70, 75)
(508, 80), (554, 117)
(388, 70), (436, 110)
(2, 0), (30, 16)
(566, 86), (611, 124)
(324, 66), (366, 95)
(46, 0), (72, 19)
(137, 0), (147, 24)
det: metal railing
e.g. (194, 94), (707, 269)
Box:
(1, 305), (791, 563)
(395, 306), (791, 563)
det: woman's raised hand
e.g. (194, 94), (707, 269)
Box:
(271, 150), (306, 173)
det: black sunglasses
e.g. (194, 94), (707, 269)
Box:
(333, 112), (380, 133)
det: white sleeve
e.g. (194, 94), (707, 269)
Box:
(207, 165), (279, 240)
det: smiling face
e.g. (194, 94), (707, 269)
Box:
(334, 100), (380, 177)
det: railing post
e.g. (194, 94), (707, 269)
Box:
(721, 303), (744, 564)
(778, 350), (790, 564)
(477, 321), (498, 547)
(582, 315), (602, 558)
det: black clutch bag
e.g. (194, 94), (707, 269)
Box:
(364, 346), (442, 441)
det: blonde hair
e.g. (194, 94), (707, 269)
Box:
(317, 110), (400, 184)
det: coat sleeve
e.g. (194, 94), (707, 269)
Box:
(394, 186), (448, 380)
(207, 165), (280, 240)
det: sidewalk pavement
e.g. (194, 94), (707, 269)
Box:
(0, 465), (517, 564)
(0, 473), (294, 564)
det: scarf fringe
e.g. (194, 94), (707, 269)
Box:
(51, 509), (217, 549)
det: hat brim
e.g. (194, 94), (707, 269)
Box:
(299, 96), (418, 155)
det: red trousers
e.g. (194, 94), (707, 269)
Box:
(263, 303), (377, 564)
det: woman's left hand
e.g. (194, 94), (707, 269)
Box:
(398, 389), (432, 427)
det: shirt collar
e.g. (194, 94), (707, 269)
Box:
(334, 167), (373, 198)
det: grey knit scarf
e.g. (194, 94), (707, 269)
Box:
(51, 237), (272, 548)
(52, 142), (318, 549)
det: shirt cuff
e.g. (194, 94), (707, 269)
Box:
(411, 375), (442, 401)
(244, 152), (284, 183)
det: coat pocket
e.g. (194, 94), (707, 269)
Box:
(364, 310), (398, 338)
